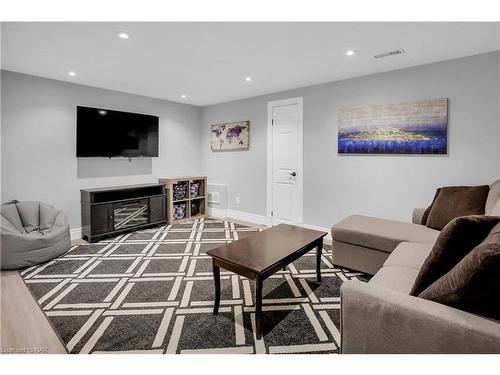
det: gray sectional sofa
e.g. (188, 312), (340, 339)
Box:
(332, 214), (439, 275)
(332, 180), (500, 353)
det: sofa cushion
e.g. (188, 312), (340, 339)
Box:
(410, 215), (500, 296)
(426, 185), (489, 230)
(369, 266), (420, 294)
(332, 215), (439, 253)
(383, 242), (433, 270)
(332, 240), (389, 275)
(418, 222), (500, 320)
(421, 188), (441, 225)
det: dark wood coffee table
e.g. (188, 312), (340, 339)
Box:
(206, 224), (327, 339)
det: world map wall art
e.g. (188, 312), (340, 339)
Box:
(337, 98), (448, 154)
(211, 121), (250, 151)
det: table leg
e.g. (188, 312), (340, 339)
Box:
(255, 275), (263, 340)
(212, 261), (221, 315)
(316, 238), (323, 283)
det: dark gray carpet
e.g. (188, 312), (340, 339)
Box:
(19, 218), (369, 354)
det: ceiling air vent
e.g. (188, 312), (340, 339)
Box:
(374, 49), (405, 59)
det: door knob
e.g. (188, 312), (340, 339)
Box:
(289, 171), (297, 177)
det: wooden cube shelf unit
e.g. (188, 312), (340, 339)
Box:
(158, 176), (207, 224)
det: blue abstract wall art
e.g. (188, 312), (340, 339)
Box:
(338, 98), (448, 154)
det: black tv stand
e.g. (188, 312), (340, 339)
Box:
(81, 184), (167, 243)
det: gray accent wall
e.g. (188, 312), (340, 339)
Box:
(200, 52), (500, 229)
(1, 70), (202, 229)
(2, 52), (499, 234)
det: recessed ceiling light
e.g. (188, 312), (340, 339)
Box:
(346, 49), (357, 56)
(245, 76), (252, 82)
(68, 71), (76, 77)
(181, 94), (187, 99)
(118, 32), (129, 40)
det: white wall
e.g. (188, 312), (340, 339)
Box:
(498, 52), (500, 176)
(1, 70), (202, 229)
(201, 52), (500, 230)
(2, 52), (499, 234)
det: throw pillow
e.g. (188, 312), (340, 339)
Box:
(421, 188), (441, 225)
(418, 222), (500, 320)
(410, 215), (500, 296)
(426, 185), (489, 230)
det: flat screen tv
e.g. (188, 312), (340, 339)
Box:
(76, 106), (159, 157)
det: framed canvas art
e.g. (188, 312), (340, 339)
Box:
(211, 121), (250, 151)
(337, 98), (448, 154)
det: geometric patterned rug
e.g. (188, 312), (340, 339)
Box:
(19, 217), (369, 354)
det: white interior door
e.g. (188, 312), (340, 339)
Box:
(268, 98), (303, 224)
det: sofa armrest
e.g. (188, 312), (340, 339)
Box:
(412, 207), (426, 224)
(340, 280), (500, 353)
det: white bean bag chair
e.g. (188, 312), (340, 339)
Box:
(1, 201), (71, 269)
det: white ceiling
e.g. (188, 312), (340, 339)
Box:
(2, 22), (499, 106)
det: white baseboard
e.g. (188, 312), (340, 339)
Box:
(207, 207), (228, 219)
(207, 208), (331, 240)
(227, 209), (272, 226)
(70, 212), (332, 243)
(70, 227), (82, 241)
(208, 207), (271, 226)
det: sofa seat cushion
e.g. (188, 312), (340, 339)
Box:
(383, 242), (433, 270)
(332, 215), (440, 253)
(369, 266), (420, 294)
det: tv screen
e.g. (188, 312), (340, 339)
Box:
(76, 106), (159, 157)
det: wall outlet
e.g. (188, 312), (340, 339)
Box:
(236, 196), (240, 204)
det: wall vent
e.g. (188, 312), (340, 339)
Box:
(374, 49), (405, 59)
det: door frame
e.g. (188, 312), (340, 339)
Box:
(266, 97), (304, 225)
